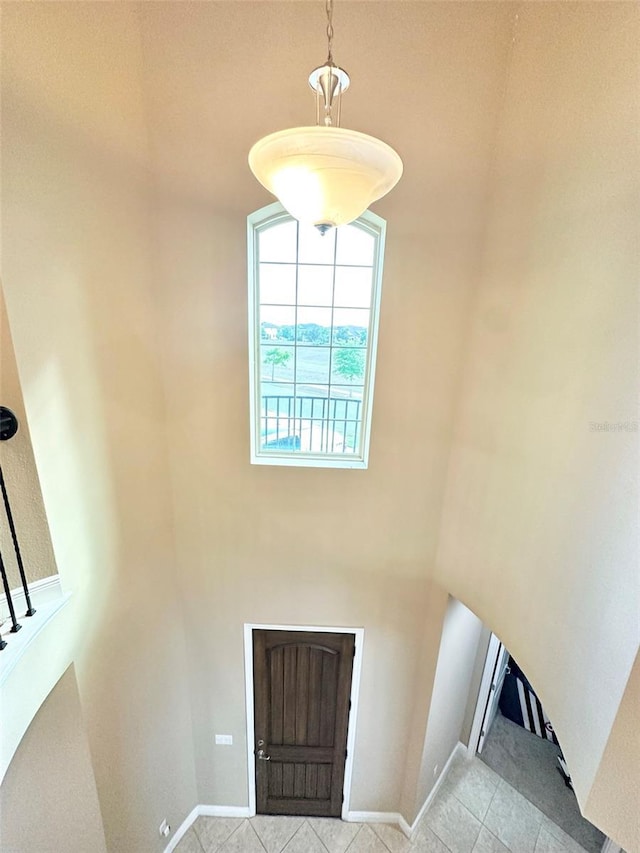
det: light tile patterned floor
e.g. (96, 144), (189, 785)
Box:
(174, 755), (590, 853)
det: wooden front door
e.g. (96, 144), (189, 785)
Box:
(253, 629), (355, 816)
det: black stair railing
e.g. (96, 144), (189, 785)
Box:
(0, 406), (36, 651)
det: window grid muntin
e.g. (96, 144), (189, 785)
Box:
(258, 221), (372, 456)
(249, 204), (384, 468)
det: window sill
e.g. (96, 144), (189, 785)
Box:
(251, 452), (369, 469)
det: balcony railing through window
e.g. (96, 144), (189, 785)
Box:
(261, 395), (363, 455)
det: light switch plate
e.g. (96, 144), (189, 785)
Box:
(215, 734), (233, 745)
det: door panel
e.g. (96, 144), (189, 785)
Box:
(253, 630), (354, 816)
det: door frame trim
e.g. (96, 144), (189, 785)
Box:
(467, 632), (503, 757)
(243, 623), (365, 819)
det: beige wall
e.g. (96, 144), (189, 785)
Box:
(0, 290), (57, 589)
(0, 1), (637, 847)
(0, 666), (107, 853)
(413, 598), (483, 820)
(585, 651), (640, 853)
(399, 587), (451, 823)
(434, 0), (639, 837)
(1, 5), (197, 851)
(152, 194), (480, 810)
(144, 0), (515, 812)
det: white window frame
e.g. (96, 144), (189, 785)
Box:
(247, 202), (386, 469)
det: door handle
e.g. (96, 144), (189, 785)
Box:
(256, 739), (271, 761)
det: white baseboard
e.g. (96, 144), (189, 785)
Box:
(164, 806), (199, 853)
(404, 741), (466, 838)
(164, 804), (252, 853)
(346, 811), (403, 825)
(198, 805), (252, 818)
(397, 815), (412, 838)
(344, 742), (464, 842)
(164, 751), (465, 853)
(168, 805), (407, 853)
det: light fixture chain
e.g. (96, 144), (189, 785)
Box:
(326, 0), (334, 63)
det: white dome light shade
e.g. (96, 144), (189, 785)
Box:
(248, 126), (403, 230)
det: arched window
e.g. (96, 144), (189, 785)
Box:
(248, 203), (387, 468)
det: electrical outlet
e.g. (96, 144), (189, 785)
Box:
(215, 734), (233, 745)
(158, 819), (171, 838)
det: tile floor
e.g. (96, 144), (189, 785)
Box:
(174, 753), (592, 853)
(480, 713), (603, 853)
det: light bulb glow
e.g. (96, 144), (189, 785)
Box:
(271, 166), (328, 226)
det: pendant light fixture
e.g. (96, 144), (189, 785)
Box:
(248, 0), (403, 233)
